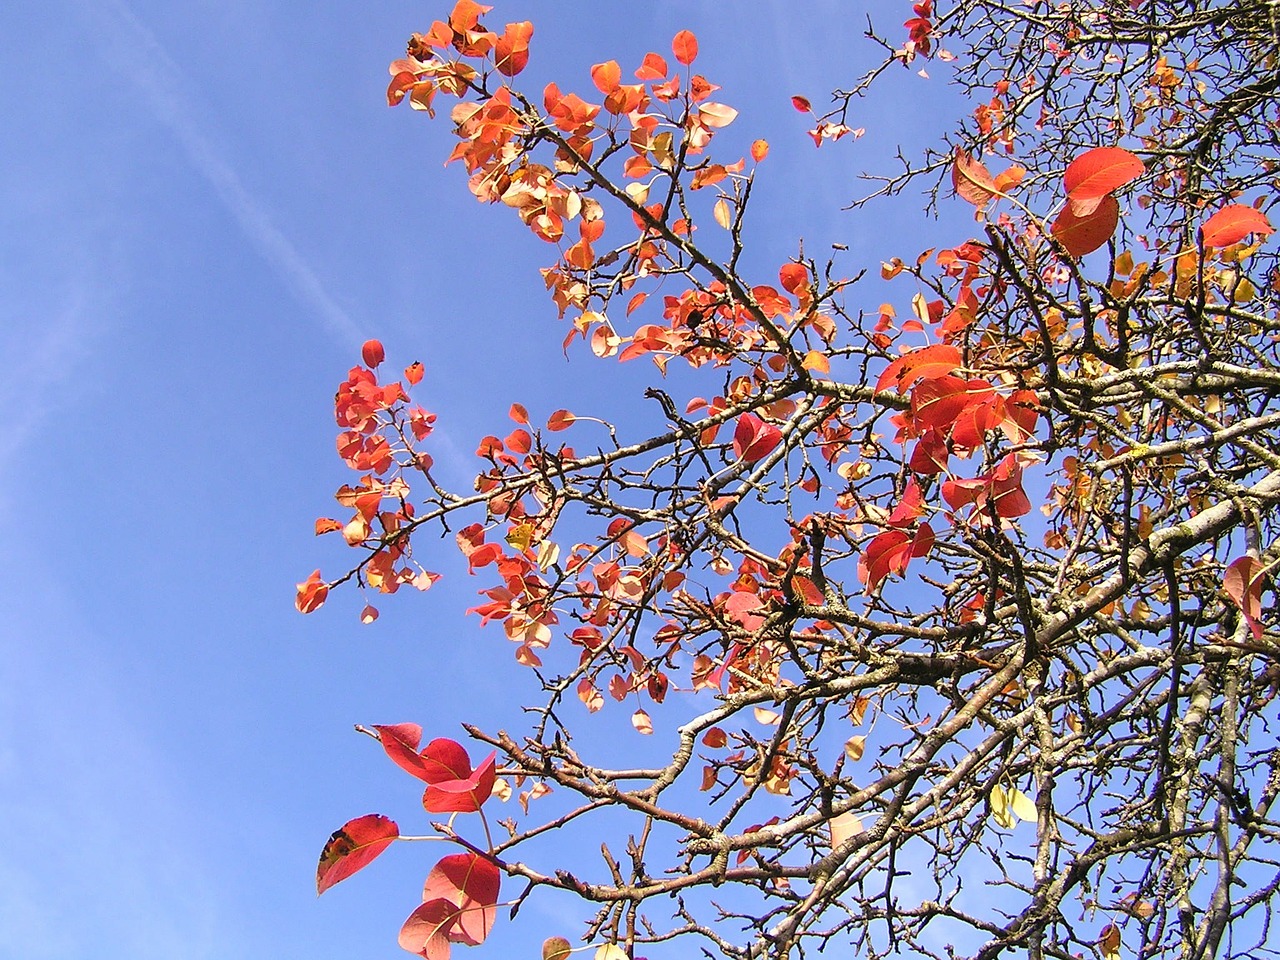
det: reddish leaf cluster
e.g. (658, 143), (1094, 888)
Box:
(318, 725), (502, 960)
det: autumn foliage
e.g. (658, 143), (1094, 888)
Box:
(306, 1), (1279, 958)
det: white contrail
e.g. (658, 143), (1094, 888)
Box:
(81, 0), (366, 348)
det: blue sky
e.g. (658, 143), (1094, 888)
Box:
(2, 1), (971, 956)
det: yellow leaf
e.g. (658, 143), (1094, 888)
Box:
(537, 540), (561, 571)
(844, 735), (866, 762)
(1008, 787), (1037, 822)
(802, 350), (831, 375)
(595, 945), (629, 960)
(754, 707), (781, 725)
(990, 785), (1016, 829)
(911, 291), (930, 325)
(713, 197), (732, 229)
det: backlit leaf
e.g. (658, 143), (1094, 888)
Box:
(1063, 146), (1144, 201)
(1224, 556), (1266, 640)
(1051, 194), (1119, 257)
(421, 852), (501, 945)
(829, 811), (863, 848)
(543, 937), (573, 960)
(316, 814), (398, 894)
(875, 344), (963, 394)
(672, 29), (698, 65)
(1202, 204), (1275, 247)
(713, 198), (731, 229)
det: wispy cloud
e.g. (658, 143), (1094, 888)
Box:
(77, 0), (366, 349)
(0, 561), (220, 960)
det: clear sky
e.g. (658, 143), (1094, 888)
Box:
(1, 1), (971, 957)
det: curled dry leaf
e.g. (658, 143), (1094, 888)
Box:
(1224, 555), (1266, 641)
(631, 708), (654, 735)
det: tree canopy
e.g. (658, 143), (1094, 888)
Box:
(303, 1), (1279, 958)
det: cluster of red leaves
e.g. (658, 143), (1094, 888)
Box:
(387, 3), (755, 333)
(952, 143), (1273, 260)
(903, 0), (934, 58)
(858, 341), (1040, 592)
(296, 340), (441, 619)
(317, 724), (501, 960)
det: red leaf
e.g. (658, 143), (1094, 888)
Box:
(912, 521), (935, 558)
(1063, 147), (1144, 201)
(941, 476), (986, 512)
(909, 375), (970, 433)
(373, 723), (431, 779)
(732, 414), (783, 464)
(505, 428), (532, 455)
(399, 898), (460, 960)
(361, 339), (385, 368)
(423, 751), (498, 812)
(1051, 194), (1119, 258)
(875, 344), (962, 394)
(860, 530), (912, 592)
(1224, 556), (1266, 641)
(886, 479), (925, 528)
(421, 853), (501, 945)
(1202, 204), (1275, 247)
(790, 95), (812, 112)
(672, 29), (698, 66)
(405, 361), (425, 385)
(508, 402), (528, 424)
(420, 738), (474, 783)
(317, 814), (398, 894)
(778, 263), (808, 294)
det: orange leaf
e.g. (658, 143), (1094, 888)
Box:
(672, 29), (698, 66)
(591, 60), (621, 94)
(295, 570), (328, 613)
(493, 21), (533, 77)
(1051, 194), (1119, 257)
(1063, 146), (1144, 201)
(636, 52), (668, 81)
(751, 139), (769, 162)
(547, 409), (576, 431)
(361, 339), (385, 368)
(1202, 204), (1275, 247)
(387, 71), (417, 107)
